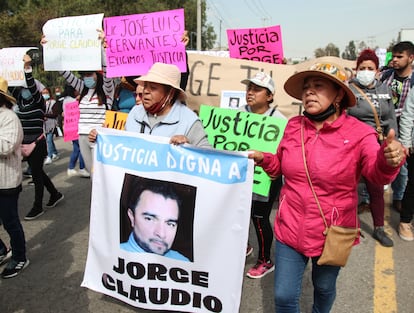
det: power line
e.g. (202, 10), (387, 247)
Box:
(254, 0), (272, 24)
(206, 0), (232, 29)
(243, 0), (263, 21)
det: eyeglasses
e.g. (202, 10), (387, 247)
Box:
(133, 92), (143, 99)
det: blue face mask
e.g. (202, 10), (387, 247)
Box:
(84, 77), (97, 89)
(42, 94), (50, 100)
(21, 88), (32, 100)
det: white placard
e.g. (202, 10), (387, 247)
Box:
(42, 13), (104, 71)
(82, 127), (254, 313)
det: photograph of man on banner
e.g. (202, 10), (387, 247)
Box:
(119, 174), (195, 262)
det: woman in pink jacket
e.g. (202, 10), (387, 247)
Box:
(249, 63), (405, 313)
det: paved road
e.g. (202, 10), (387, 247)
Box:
(1, 138), (413, 313)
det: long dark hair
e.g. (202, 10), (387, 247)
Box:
(0, 94), (13, 109)
(79, 71), (106, 107)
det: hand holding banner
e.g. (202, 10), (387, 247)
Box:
(82, 127), (254, 312)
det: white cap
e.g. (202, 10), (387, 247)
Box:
(241, 72), (275, 94)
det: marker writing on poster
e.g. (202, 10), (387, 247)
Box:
(96, 137), (248, 184)
(101, 258), (223, 312)
(105, 11), (184, 68)
(201, 109), (282, 151)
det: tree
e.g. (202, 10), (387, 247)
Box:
(357, 41), (367, 54)
(342, 41), (357, 60)
(0, 0), (216, 87)
(314, 43), (340, 58)
(0, 0), (216, 50)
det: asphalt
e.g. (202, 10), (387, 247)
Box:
(0, 138), (413, 313)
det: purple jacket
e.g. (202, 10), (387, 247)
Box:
(260, 113), (401, 257)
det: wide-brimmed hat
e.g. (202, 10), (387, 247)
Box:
(0, 77), (16, 104)
(284, 62), (356, 107)
(134, 63), (186, 98)
(241, 71), (275, 94)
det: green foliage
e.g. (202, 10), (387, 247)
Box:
(342, 41), (357, 60)
(314, 43), (340, 58)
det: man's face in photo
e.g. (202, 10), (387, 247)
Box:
(127, 190), (179, 255)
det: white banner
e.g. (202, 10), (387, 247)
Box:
(0, 47), (38, 86)
(82, 127), (254, 312)
(42, 13), (104, 71)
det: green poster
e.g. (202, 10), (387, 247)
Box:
(385, 51), (392, 66)
(199, 105), (287, 196)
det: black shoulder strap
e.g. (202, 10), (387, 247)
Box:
(380, 69), (393, 82)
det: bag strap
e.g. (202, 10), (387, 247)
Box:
(351, 82), (383, 138)
(300, 118), (357, 234)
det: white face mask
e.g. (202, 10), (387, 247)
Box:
(356, 70), (376, 87)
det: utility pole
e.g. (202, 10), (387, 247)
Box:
(219, 19), (222, 49)
(197, 0), (202, 51)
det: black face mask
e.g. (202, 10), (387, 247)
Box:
(303, 103), (337, 122)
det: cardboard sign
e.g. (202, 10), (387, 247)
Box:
(227, 25), (284, 64)
(63, 101), (80, 141)
(0, 47), (38, 86)
(42, 13), (104, 71)
(104, 9), (186, 77)
(104, 110), (128, 130)
(199, 105), (287, 196)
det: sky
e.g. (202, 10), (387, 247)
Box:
(205, 0), (414, 59)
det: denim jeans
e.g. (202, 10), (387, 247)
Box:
(391, 162), (408, 201)
(274, 240), (341, 313)
(69, 140), (85, 170)
(401, 154), (414, 223)
(46, 131), (58, 158)
(0, 188), (26, 262)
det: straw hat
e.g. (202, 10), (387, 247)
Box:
(0, 77), (16, 104)
(284, 62), (356, 107)
(241, 71), (275, 94)
(134, 63), (186, 98)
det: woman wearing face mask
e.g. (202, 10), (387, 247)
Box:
(348, 49), (397, 247)
(58, 69), (114, 174)
(89, 62), (210, 148)
(248, 62), (404, 313)
(42, 87), (59, 164)
(40, 30), (114, 174)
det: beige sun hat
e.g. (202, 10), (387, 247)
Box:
(284, 62), (356, 107)
(134, 63), (186, 98)
(0, 77), (16, 104)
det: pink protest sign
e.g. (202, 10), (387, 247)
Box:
(104, 8), (187, 78)
(227, 25), (284, 64)
(63, 101), (80, 142)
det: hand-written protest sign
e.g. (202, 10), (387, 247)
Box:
(0, 47), (38, 86)
(82, 127), (254, 312)
(199, 105), (287, 196)
(104, 8), (186, 78)
(227, 25), (284, 64)
(42, 13), (104, 71)
(104, 110), (128, 130)
(63, 101), (80, 141)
